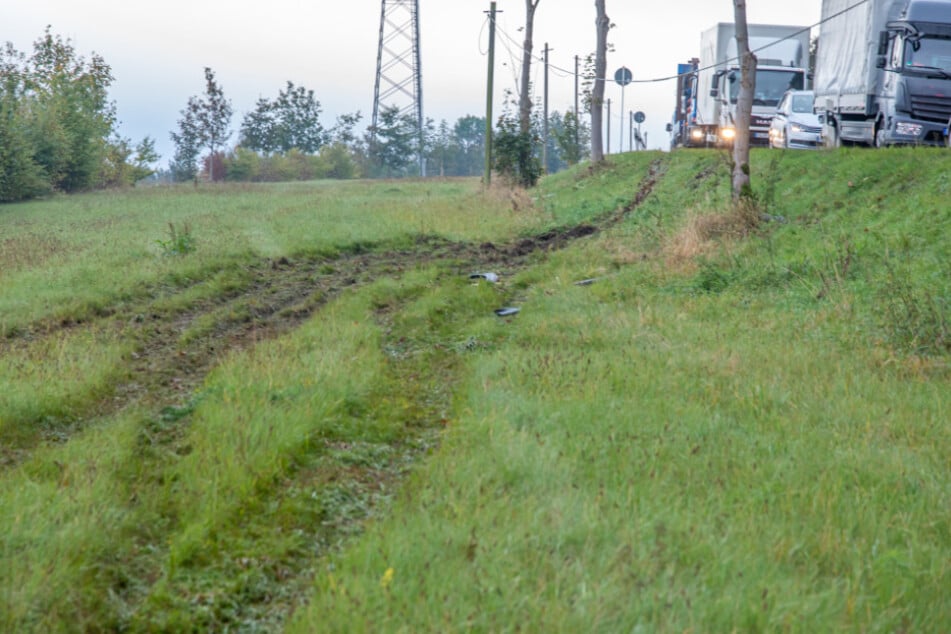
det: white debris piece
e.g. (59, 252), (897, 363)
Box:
(470, 272), (499, 283)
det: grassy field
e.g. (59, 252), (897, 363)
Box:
(1, 149), (948, 632)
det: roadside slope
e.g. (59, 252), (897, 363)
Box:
(290, 148), (950, 633)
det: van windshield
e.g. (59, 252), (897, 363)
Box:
(730, 69), (804, 107)
(790, 94), (814, 113)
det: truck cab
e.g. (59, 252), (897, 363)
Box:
(816, 0), (951, 147)
(702, 28), (810, 147)
(712, 60), (806, 145)
(875, 1), (951, 145)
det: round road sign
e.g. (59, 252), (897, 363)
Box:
(634, 111), (646, 124)
(614, 67), (632, 86)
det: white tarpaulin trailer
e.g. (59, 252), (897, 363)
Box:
(814, 0), (908, 115)
(815, 0), (951, 146)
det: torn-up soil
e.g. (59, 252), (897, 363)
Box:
(1, 168), (664, 628)
(3, 160), (664, 462)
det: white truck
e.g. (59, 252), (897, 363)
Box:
(815, 0), (951, 146)
(690, 23), (811, 147)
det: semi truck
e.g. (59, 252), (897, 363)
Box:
(667, 59), (700, 148)
(814, 0), (951, 146)
(687, 23), (811, 147)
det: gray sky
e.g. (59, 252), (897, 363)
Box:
(6, 1), (821, 166)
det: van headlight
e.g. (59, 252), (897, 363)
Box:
(721, 127), (736, 140)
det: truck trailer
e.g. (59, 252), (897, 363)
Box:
(689, 23), (811, 147)
(815, 0), (951, 146)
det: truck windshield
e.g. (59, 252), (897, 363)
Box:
(729, 69), (804, 107)
(903, 37), (951, 73)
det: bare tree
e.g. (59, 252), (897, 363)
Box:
(732, 0), (756, 199)
(591, 0), (609, 162)
(519, 0), (542, 136)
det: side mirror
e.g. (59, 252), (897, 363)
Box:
(710, 87), (719, 98)
(877, 30), (889, 56)
(876, 55), (887, 69)
(665, 123), (673, 133)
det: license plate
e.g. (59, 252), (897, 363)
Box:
(753, 132), (768, 139)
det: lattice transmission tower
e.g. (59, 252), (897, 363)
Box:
(372, 0), (425, 175)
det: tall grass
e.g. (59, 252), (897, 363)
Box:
(0, 328), (129, 447)
(0, 179), (546, 336)
(1, 149), (948, 631)
(288, 149), (950, 632)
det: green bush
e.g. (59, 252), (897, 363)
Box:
(155, 222), (195, 256)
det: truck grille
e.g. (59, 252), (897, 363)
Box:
(910, 95), (951, 123)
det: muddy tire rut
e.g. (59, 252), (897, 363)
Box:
(1, 165), (664, 628)
(4, 157), (662, 461)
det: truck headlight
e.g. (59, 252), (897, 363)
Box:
(721, 127), (736, 140)
(895, 121), (922, 137)
(690, 128), (704, 140)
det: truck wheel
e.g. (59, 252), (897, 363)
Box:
(874, 124), (886, 148)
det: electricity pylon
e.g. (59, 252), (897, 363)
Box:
(372, 0), (425, 176)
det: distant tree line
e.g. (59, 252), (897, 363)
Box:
(170, 72), (589, 185)
(1, 27), (591, 202)
(0, 28), (159, 203)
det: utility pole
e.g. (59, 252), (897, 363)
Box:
(574, 55), (580, 151)
(484, 1), (498, 186)
(619, 88), (625, 153)
(372, 0), (425, 176)
(543, 42), (551, 173)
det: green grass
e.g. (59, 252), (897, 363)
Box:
(0, 328), (130, 448)
(289, 255), (949, 633)
(1, 150), (949, 632)
(0, 178), (546, 336)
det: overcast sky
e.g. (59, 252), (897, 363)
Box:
(6, 1), (821, 167)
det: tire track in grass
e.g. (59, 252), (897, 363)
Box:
(2, 164), (668, 629)
(2, 156), (668, 465)
(117, 289), (461, 631)
(102, 164), (669, 630)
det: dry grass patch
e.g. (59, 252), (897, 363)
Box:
(597, 236), (651, 267)
(482, 181), (535, 215)
(663, 199), (760, 268)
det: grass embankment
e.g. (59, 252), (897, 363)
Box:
(1, 149), (948, 632)
(0, 179), (545, 336)
(291, 149), (949, 632)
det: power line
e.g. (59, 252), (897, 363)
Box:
(486, 0), (870, 86)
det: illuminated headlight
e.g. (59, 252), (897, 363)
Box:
(721, 127), (736, 140)
(790, 124), (803, 133)
(895, 121), (922, 136)
(690, 128), (704, 140)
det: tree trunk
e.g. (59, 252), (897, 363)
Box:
(732, 0), (756, 200)
(519, 1), (541, 137)
(591, 0), (609, 163)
